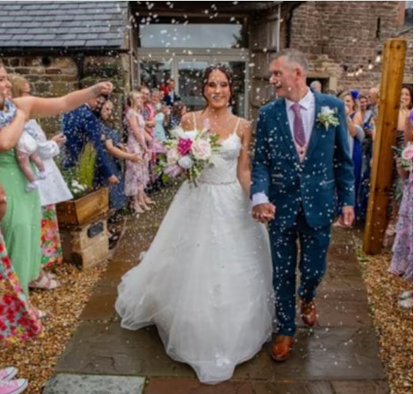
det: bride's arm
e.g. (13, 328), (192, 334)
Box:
(237, 119), (253, 197)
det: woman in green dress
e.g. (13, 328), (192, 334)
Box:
(0, 64), (113, 316)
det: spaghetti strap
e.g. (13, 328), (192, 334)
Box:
(233, 118), (241, 134)
(192, 112), (197, 130)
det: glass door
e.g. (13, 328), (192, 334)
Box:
(177, 57), (210, 112)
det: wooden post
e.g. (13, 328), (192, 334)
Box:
(363, 38), (407, 254)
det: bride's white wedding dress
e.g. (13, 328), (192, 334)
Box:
(116, 117), (275, 384)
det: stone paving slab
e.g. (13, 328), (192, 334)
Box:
(43, 374), (145, 394)
(144, 379), (389, 394)
(331, 381), (390, 394)
(56, 321), (384, 382)
(144, 379), (334, 394)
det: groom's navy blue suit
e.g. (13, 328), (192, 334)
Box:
(251, 91), (355, 336)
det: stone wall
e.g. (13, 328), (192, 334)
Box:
(282, 1), (413, 93)
(2, 53), (130, 135)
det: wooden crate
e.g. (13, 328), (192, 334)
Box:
(60, 217), (109, 270)
(56, 188), (109, 226)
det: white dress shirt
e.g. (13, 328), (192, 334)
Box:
(252, 89), (316, 207)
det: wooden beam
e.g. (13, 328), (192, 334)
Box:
(363, 38), (407, 254)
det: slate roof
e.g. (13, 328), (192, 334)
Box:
(0, 1), (129, 51)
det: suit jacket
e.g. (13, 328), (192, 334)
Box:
(61, 104), (113, 179)
(163, 92), (181, 107)
(251, 91), (355, 229)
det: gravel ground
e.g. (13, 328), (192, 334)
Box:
(357, 247), (413, 394)
(1, 262), (107, 394)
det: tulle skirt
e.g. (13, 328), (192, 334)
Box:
(116, 180), (275, 384)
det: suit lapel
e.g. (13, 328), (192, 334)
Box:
(275, 99), (300, 162)
(305, 92), (324, 161)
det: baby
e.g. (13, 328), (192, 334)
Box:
(0, 94), (46, 192)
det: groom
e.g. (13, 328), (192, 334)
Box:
(251, 49), (355, 361)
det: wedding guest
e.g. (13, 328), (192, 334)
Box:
(163, 78), (181, 107)
(388, 110), (413, 308)
(139, 86), (158, 191)
(151, 89), (169, 191)
(0, 63), (112, 318)
(0, 181), (42, 347)
(334, 91), (365, 224)
(97, 99), (142, 213)
(358, 94), (375, 219)
(165, 101), (187, 134)
(9, 75), (72, 290)
(310, 80), (322, 93)
(385, 86), (413, 245)
(0, 366), (28, 393)
(61, 91), (119, 188)
(124, 92), (152, 215)
(368, 86), (379, 117)
(151, 88), (168, 144)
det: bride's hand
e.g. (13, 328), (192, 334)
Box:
(252, 203), (276, 223)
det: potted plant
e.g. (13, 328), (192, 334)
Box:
(57, 144), (110, 269)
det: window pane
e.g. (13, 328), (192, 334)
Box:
(140, 60), (171, 89)
(140, 24), (245, 48)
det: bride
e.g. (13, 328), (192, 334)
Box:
(115, 64), (275, 384)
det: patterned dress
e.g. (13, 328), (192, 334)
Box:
(124, 109), (150, 196)
(0, 230), (42, 345)
(389, 162), (413, 281)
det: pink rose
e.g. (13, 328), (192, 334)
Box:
(402, 144), (413, 161)
(191, 139), (212, 161)
(164, 164), (183, 178)
(166, 148), (180, 166)
(177, 138), (193, 156)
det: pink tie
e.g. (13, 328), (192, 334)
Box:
(291, 103), (306, 148)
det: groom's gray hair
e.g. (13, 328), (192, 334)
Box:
(274, 48), (308, 74)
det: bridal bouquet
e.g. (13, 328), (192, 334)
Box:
(159, 121), (221, 185)
(393, 142), (413, 172)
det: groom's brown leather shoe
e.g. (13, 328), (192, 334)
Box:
(271, 335), (294, 362)
(301, 299), (317, 327)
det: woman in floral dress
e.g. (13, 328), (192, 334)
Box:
(388, 110), (413, 308)
(0, 180), (41, 346)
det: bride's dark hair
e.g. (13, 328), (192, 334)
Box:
(201, 64), (234, 111)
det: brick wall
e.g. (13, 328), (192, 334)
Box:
(3, 53), (130, 135)
(285, 1), (413, 93)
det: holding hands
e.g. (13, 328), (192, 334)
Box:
(252, 203), (276, 223)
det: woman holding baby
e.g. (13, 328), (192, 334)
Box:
(0, 62), (112, 318)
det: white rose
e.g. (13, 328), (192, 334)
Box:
(321, 106), (334, 116)
(191, 139), (212, 161)
(184, 131), (197, 140)
(167, 148), (180, 166)
(170, 126), (185, 139)
(177, 155), (194, 170)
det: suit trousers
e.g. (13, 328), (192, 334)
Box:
(269, 210), (331, 336)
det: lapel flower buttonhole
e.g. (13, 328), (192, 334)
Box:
(317, 106), (339, 130)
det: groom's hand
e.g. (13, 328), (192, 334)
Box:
(252, 203), (276, 223)
(340, 206), (355, 227)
